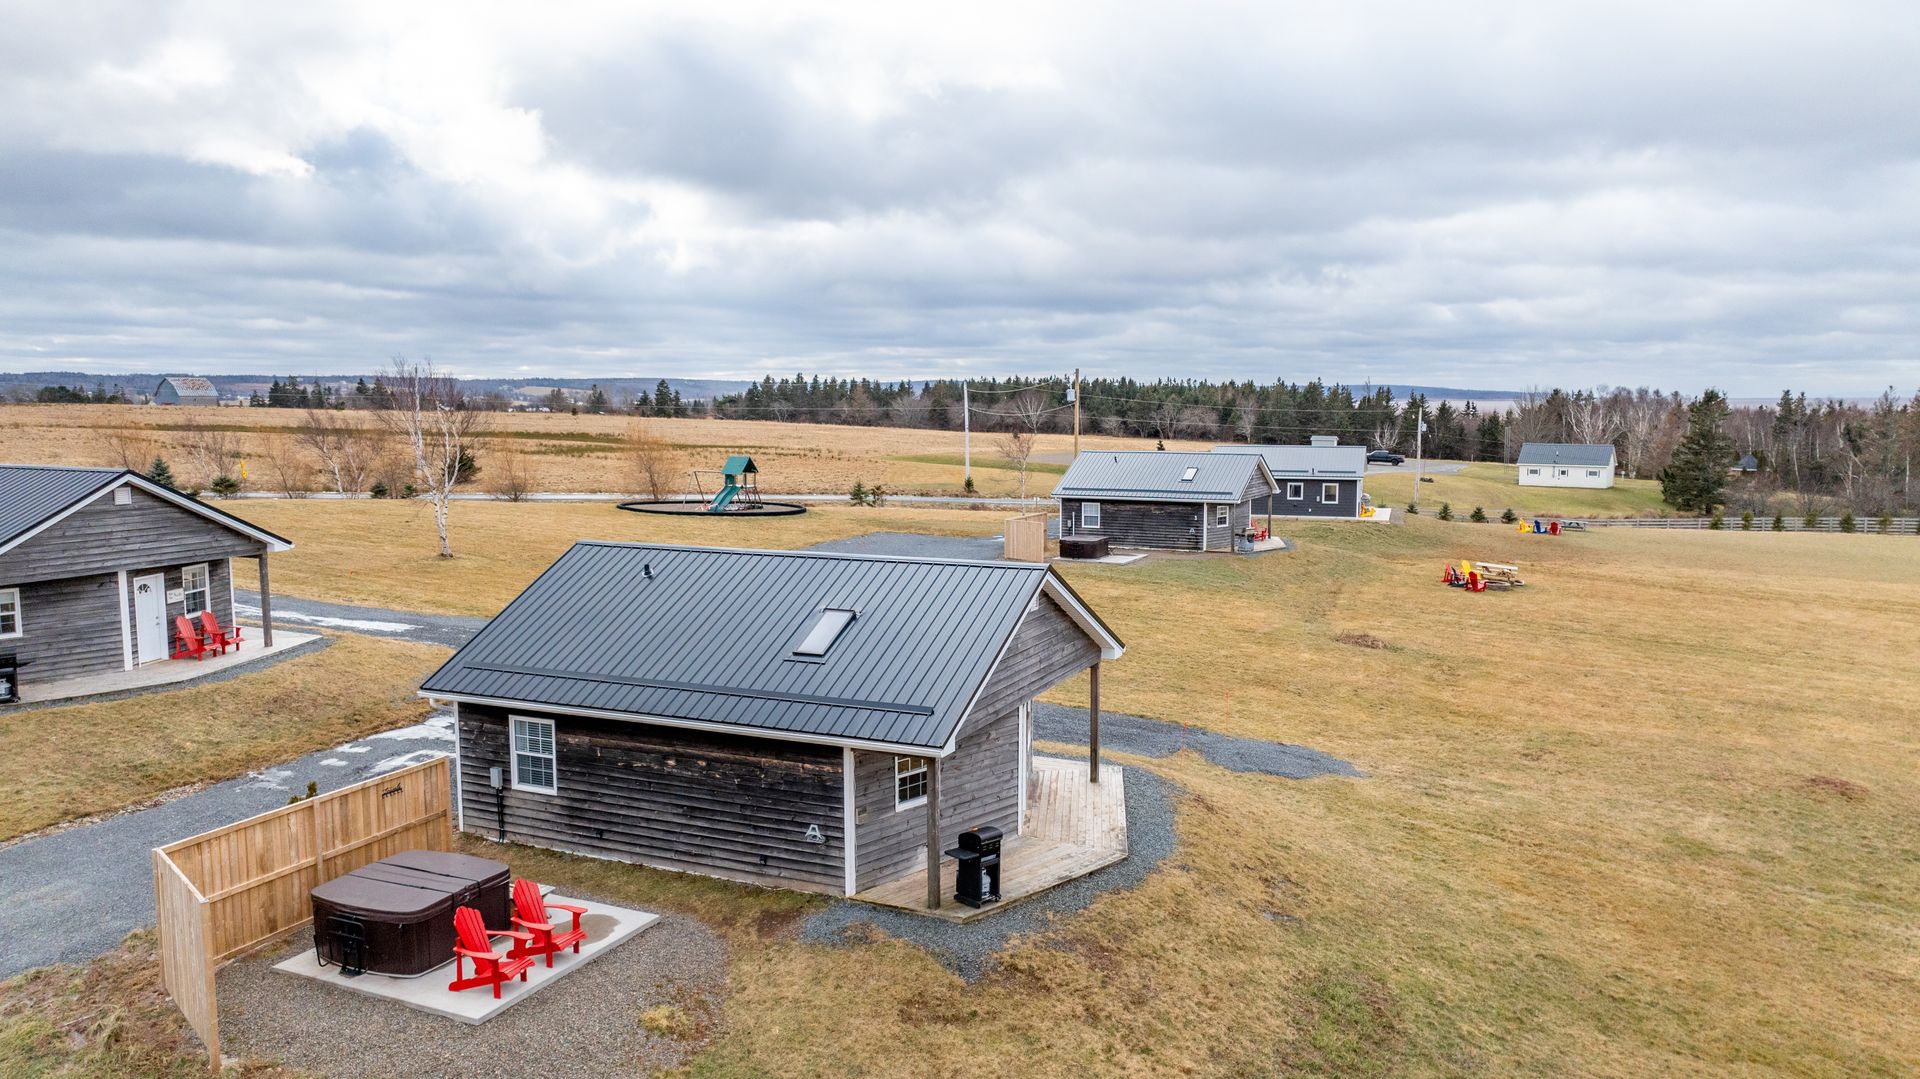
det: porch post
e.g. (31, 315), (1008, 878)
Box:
(1089, 661), (1101, 783)
(925, 756), (942, 910)
(256, 552), (275, 647)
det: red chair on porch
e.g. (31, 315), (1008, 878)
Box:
(448, 905), (534, 998)
(170, 615), (211, 660)
(197, 610), (242, 654)
(507, 878), (588, 967)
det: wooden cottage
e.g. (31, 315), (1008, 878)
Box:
(1212, 437), (1368, 520)
(0, 465), (291, 695)
(420, 543), (1124, 904)
(1053, 451), (1277, 551)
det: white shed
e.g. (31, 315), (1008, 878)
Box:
(1516, 443), (1616, 488)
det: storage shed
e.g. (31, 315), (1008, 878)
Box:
(0, 465), (292, 697)
(153, 376), (220, 406)
(1052, 451), (1277, 551)
(420, 543), (1124, 906)
(1517, 443), (1617, 488)
(1212, 437), (1368, 519)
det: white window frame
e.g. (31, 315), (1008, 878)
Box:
(1286, 481), (1304, 500)
(1526, 468), (1541, 476)
(1586, 469), (1600, 478)
(1180, 466), (1199, 482)
(894, 755), (928, 810)
(1321, 482), (1339, 503)
(0, 588), (20, 640)
(180, 563), (211, 615)
(1081, 502), (1101, 528)
(1557, 469), (1569, 477)
(1215, 504), (1229, 527)
(510, 715), (558, 794)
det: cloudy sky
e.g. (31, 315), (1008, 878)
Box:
(3, 1), (1916, 394)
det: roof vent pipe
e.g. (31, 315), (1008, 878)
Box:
(642, 562), (653, 580)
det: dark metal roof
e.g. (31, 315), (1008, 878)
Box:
(0, 464), (294, 555)
(421, 543), (1117, 752)
(0, 465), (125, 549)
(1517, 443), (1616, 467)
(1211, 443), (1367, 480)
(1051, 451), (1273, 503)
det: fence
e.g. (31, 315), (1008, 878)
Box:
(1575, 515), (1920, 534)
(1004, 511), (1050, 562)
(153, 756), (453, 1068)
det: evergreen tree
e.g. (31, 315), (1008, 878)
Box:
(586, 385), (612, 414)
(148, 457), (176, 487)
(653, 379), (675, 417)
(1659, 389), (1736, 512)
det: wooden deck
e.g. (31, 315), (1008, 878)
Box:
(851, 755), (1128, 922)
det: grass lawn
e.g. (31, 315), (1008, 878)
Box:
(3, 505), (1916, 1076)
(1362, 461), (1672, 518)
(0, 633), (447, 842)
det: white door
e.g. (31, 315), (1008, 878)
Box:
(133, 574), (167, 663)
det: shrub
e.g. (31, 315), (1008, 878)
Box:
(1500, 507), (1518, 524)
(1437, 502), (1453, 521)
(849, 479), (869, 506)
(1771, 514), (1785, 531)
(1470, 506), (1488, 523)
(1740, 510), (1754, 531)
(1877, 512), (1892, 534)
(1708, 511), (1724, 530)
(963, 475), (976, 495)
(209, 474), (241, 498)
(1839, 512), (1856, 533)
(1405, 503), (1419, 515)
(869, 483), (888, 507)
(369, 480), (390, 499)
(1803, 509), (1820, 528)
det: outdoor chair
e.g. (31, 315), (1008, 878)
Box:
(170, 615), (210, 661)
(197, 610), (242, 654)
(448, 905), (534, 999)
(507, 878), (588, 967)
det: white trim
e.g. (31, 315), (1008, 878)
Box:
(1214, 504), (1230, 527)
(1081, 501), (1101, 529)
(453, 703), (466, 833)
(841, 747), (857, 895)
(0, 474), (293, 559)
(131, 572), (167, 664)
(180, 562), (212, 616)
(1286, 481), (1305, 500)
(509, 714), (558, 794)
(0, 587), (20, 640)
(117, 571), (133, 670)
(1320, 482), (1339, 504)
(893, 754), (929, 810)
(225, 558), (237, 632)
(1016, 701), (1031, 832)
(1038, 575), (1124, 660)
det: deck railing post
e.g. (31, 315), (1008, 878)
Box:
(1089, 662), (1101, 783)
(925, 757), (942, 910)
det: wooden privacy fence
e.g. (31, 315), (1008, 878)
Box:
(152, 756), (453, 1069)
(1004, 511), (1050, 562)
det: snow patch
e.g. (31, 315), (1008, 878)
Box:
(370, 749), (447, 775)
(333, 744), (371, 754)
(319, 758), (348, 767)
(242, 767), (294, 791)
(234, 603), (415, 634)
(367, 714), (455, 743)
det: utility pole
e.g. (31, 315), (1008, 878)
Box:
(962, 381), (971, 490)
(1412, 396), (1426, 512)
(1071, 368), (1081, 457)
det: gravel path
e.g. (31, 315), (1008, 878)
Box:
(235, 589), (487, 649)
(801, 764), (1178, 983)
(0, 712), (457, 980)
(217, 910), (725, 1079)
(1033, 702), (1364, 779)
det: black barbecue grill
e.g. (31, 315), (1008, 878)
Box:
(946, 825), (1003, 908)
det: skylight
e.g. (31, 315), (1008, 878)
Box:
(1180, 466), (1199, 482)
(794, 608), (857, 656)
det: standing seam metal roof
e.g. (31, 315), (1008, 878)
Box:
(1051, 451), (1273, 503)
(1516, 443), (1616, 467)
(1210, 443), (1367, 479)
(420, 543), (1111, 751)
(0, 465), (126, 549)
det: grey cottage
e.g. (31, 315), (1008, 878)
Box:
(1053, 450), (1278, 551)
(420, 542), (1124, 906)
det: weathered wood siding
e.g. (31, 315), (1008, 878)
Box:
(457, 704), (846, 892)
(1256, 477), (1361, 518)
(123, 561), (234, 665)
(0, 487), (265, 585)
(1058, 496), (1255, 551)
(12, 573), (123, 683)
(851, 593), (1101, 891)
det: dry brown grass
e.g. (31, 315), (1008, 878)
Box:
(0, 634), (446, 842)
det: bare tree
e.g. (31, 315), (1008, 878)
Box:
(1004, 388), (1057, 434)
(1231, 394), (1259, 443)
(625, 420), (681, 500)
(373, 358), (488, 558)
(260, 438), (313, 497)
(1566, 389), (1621, 447)
(297, 406), (386, 495)
(488, 443), (534, 502)
(996, 430), (1036, 498)
(181, 425), (238, 489)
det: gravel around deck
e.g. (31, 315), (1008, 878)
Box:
(217, 908), (726, 1079)
(800, 765), (1177, 983)
(1033, 702), (1365, 779)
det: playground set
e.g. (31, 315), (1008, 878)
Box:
(618, 455), (807, 517)
(1442, 559), (1526, 592)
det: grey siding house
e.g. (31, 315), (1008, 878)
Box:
(1053, 451), (1277, 551)
(153, 376), (220, 406)
(0, 465), (292, 695)
(1212, 438), (1368, 520)
(421, 543), (1123, 903)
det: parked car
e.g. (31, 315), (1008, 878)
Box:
(1367, 449), (1405, 465)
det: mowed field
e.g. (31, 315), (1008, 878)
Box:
(121, 499), (1916, 1076)
(0, 403), (1674, 511)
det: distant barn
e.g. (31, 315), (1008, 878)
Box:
(153, 377), (219, 406)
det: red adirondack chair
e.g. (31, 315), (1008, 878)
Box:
(448, 905), (534, 998)
(170, 615), (210, 660)
(508, 878), (588, 967)
(197, 610), (242, 654)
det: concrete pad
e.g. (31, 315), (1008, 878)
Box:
(21, 630), (322, 704)
(271, 896), (658, 1025)
(1057, 552), (1148, 565)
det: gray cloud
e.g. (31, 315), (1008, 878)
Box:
(0, 1), (1915, 394)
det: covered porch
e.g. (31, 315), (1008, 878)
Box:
(19, 628), (320, 705)
(852, 755), (1129, 923)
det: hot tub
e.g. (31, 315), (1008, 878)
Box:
(311, 851), (510, 977)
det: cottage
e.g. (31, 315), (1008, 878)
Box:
(420, 543), (1123, 905)
(153, 376), (220, 406)
(0, 465), (291, 696)
(1212, 436), (1368, 520)
(1053, 451), (1277, 551)
(1517, 443), (1617, 488)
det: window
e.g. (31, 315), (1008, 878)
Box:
(0, 588), (19, 639)
(1526, 468), (1541, 476)
(1179, 466), (1198, 482)
(1321, 483), (1339, 503)
(794, 608), (857, 657)
(181, 564), (211, 614)
(1081, 502), (1101, 528)
(1557, 469), (1569, 477)
(894, 756), (928, 809)
(1586, 469), (1600, 478)
(1215, 504), (1229, 526)
(511, 716), (557, 793)
(1286, 482), (1304, 500)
